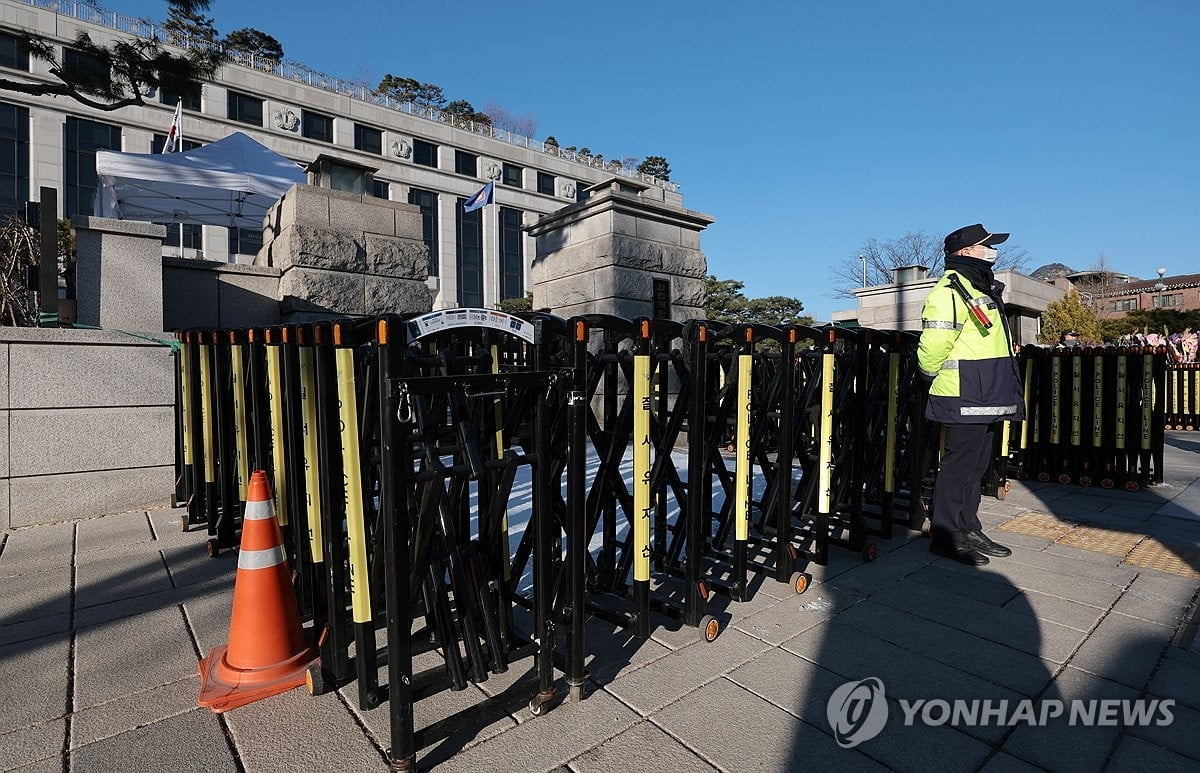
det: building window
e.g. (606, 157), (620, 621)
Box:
(371, 179), (390, 199)
(151, 134), (201, 154)
(227, 91), (263, 126)
(229, 226), (262, 258)
(164, 222), (203, 252)
(456, 198), (483, 306)
(159, 86), (201, 112)
(61, 48), (109, 92)
(64, 117), (121, 217)
(0, 31), (30, 71)
(498, 206), (524, 301)
(408, 187), (438, 277)
(1153, 293), (1182, 308)
(412, 138), (437, 167)
(0, 102), (29, 217)
(1110, 298), (1137, 312)
(354, 124), (382, 155)
(502, 163), (522, 187)
(301, 110), (333, 142)
(536, 171), (555, 195)
(575, 181), (586, 202)
(455, 150), (478, 177)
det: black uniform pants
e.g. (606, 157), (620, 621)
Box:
(931, 423), (996, 546)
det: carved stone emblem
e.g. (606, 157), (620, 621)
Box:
(273, 109), (299, 131)
(391, 139), (412, 159)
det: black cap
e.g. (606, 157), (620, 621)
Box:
(944, 224), (1010, 255)
(1062, 330), (1079, 337)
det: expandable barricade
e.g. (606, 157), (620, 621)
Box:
(173, 311), (1177, 769)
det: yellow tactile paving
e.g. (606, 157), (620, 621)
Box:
(1056, 526), (1145, 558)
(1123, 540), (1200, 580)
(997, 512), (1080, 540)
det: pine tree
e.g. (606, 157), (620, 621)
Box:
(1039, 288), (1102, 344)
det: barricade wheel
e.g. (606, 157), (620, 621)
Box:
(1078, 476), (1092, 487)
(206, 539), (219, 558)
(700, 614), (721, 643)
(1057, 474), (1071, 485)
(1003, 481), (1012, 493)
(1101, 478), (1114, 489)
(1037, 472), (1050, 482)
(862, 543), (878, 562)
(996, 486), (1008, 501)
(1125, 481), (1140, 492)
(305, 664), (329, 696)
(529, 695), (550, 716)
(790, 572), (810, 595)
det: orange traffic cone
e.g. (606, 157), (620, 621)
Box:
(198, 470), (319, 712)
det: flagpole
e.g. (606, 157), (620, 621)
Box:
(175, 99), (184, 255)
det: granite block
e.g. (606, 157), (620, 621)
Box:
(568, 719), (715, 772)
(69, 709), (235, 773)
(9, 407), (174, 477)
(0, 632), (70, 733)
(652, 677), (887, 772)
(0, 718), (65, 772)
(9, 466), (174, 527)
(73, 606), (197, 710)
(8, 343), (173, 409)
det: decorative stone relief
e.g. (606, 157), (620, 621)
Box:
(273, 109), (299, 132)
(391, 139), (412, 159)
(485, 162), (501, 181)
(560, 182), (576, 199)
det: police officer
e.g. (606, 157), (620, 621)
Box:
(918, 224), (1025, 565)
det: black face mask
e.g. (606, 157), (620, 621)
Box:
(944, 255), (996, 297)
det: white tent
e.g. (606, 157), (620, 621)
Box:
(94, 131), (306, 229)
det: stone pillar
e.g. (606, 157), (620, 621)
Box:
(259, 184), (432, 321)
(73, 216), (167, 333)
(527, 178), (714, 321)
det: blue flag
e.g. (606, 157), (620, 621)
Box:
(463, 181), (494, 212)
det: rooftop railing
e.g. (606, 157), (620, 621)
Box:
(22, 0), (679, 192)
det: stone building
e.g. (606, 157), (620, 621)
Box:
(831, 265), (1063, 346)
(0, 0), (684, 312)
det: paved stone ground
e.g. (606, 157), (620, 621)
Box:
(2, 433), (1199, 772)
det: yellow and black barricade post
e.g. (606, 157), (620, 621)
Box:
(731, 324), (753, 601)
(1114, 347), (1130, 487)
(180, 331), (206, 529)
(815, 328), (836, 565)
(1062, 348), (1083, 484)
(333, 319), (380, 707)
(208, 330), (238, 556)
(296, 324), (328, 629)
(775, 326), (800, 584)
(229, 330), (251, 512)
(567, 317), (589, 701)
(376, 316), (416, 771)
(197, 330), (219, 540)
(263, 327), (289, 530)
(684, 321), (716, 635)
(312, 321), (352, 690)
(631, 318), (653, 636)
(880, 333), (901, 537)
(172, 334), (189, 509)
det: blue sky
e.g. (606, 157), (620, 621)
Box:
(117, 0), (1199, 321)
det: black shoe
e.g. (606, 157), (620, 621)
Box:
(930, 541), (990, 566)
(965, 530), (1012, 558)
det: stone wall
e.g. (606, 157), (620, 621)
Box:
(0, 328), (175, 528)
(528, 179), (714, 322)
(162, 257), (281, 330)
(258, 184), (432, 320)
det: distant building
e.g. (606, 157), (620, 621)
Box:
(831, 265), (1061, 346)
(0, 0), (683, 311)
(1043, 270), (1200, 317)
